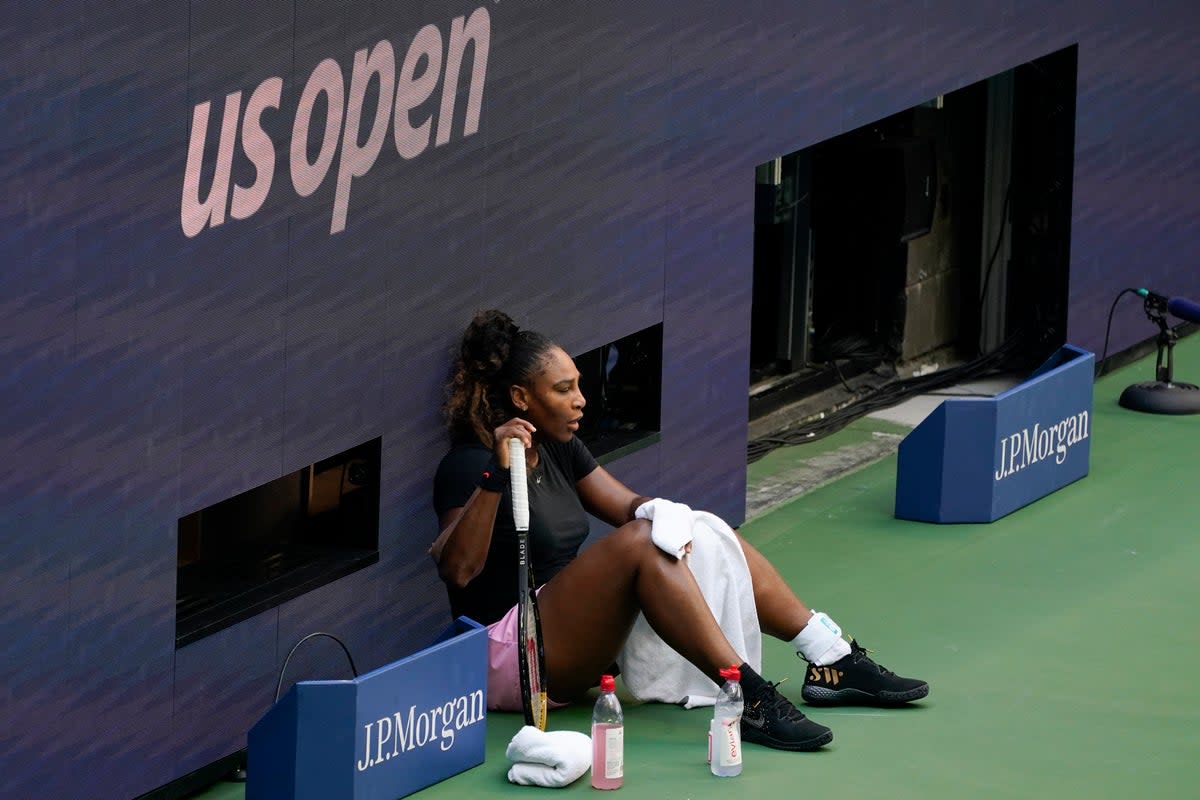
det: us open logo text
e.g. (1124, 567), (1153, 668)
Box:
(181, 6), (490, 237)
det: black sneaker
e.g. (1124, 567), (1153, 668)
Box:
(801, 640), (930, 706)
(741, 680), (834, 751)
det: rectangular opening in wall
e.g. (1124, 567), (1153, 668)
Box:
(574, 323), (662, 462)
(175, 437), (381, 648)
(749, 44), (1077, 422)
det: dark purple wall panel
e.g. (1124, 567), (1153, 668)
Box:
(4, 1), (1200, 796)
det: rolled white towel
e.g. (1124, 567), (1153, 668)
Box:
(681, 694), (717, 709)
(634, 498), (694, 559)
(505, 726), (592, 788)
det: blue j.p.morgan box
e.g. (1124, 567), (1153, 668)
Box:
(247, 616), (488, 800)
(895, 344), (1095, 523)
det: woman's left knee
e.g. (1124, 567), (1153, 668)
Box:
(606, 518), (654, 555)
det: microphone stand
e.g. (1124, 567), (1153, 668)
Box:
(1118, 293), (1200, 414)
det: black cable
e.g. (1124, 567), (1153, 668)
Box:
(831, 359), (854, 393)
(977, 181), (1013, 332)
(273, 631), (360, 703)
(747, 327), (1030, 464)
(1094, 288), (1141, 378)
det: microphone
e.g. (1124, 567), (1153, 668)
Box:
(1136, 288), (1200, 325)
(1119, 287), (1200, 416)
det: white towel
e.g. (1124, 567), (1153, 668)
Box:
(635, 498), (694, 559)
(617, 508), (762, 706)
(505, 726), (592, 788)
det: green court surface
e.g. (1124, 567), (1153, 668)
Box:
(196, 338), (1200, 799)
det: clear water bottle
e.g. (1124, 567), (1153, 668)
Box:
(592, 674), (624, 789)
(708, 665), (743, 777)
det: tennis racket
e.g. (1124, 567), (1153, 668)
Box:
(510, 437), (547, 730)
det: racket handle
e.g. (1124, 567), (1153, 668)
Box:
(508, 438), (530, 530)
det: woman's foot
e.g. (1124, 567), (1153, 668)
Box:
(801, 640), (929, 706)
(740, 680), (834, 751)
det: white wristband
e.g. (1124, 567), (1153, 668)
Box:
(791, 612), (850, 665)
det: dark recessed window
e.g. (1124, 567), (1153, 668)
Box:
(574, 324), (662, 462)
(175, 438), (381, 647)
(749, 44), (1077, 419)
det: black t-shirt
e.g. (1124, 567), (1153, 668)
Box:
(433, 437), (599, 626)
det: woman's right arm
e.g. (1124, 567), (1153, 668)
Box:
(429, 418), (536, 588)
(429, 490), (502, 589)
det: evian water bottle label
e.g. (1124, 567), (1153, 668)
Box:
(710, 719), (741, 767)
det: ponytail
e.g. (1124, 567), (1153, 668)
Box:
(443, 310), (554, 447)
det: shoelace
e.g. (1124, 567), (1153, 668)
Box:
(849, 640), (896, 676)
(749, 679), (806, 721)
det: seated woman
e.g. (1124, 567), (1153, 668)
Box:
(429, 310), (928, 751)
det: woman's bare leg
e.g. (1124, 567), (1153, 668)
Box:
(537, 519), (742, 700)
(736, 533), (815, 640)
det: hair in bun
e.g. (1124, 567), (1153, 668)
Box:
(444, 310), (555, 446)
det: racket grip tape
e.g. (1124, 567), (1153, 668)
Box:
(508, 438), (529, 530)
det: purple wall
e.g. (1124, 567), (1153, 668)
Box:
(3, 1), (1198, 796)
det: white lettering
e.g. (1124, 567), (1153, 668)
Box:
(231, 77), (283, 220)
(395, 25), (443, 159)
(331, 40), (397, 234)
(1055, 420), (1068, 464)
(436, 8), (490, 146)
(375, 715), (393, 764)
(470, 689), (484, 722)
(357, 721), (374, 771)
(181, 7), (491, 238)
(180, 92), (242, 237)
(415, 709), (430, 747)
(356, 688), (485, 771)
(1020, 426), (1035, 467)
(439, 700), (456, 751)
(1008, 432), (1021, 475)
(395, 706), (416, 753)
(291, 58), (346, 198)
(995, 410), (1090, 482)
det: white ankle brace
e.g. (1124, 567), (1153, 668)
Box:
(790, 611), (852, 666)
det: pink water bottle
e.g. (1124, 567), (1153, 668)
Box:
(591, 674), (624, 789)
